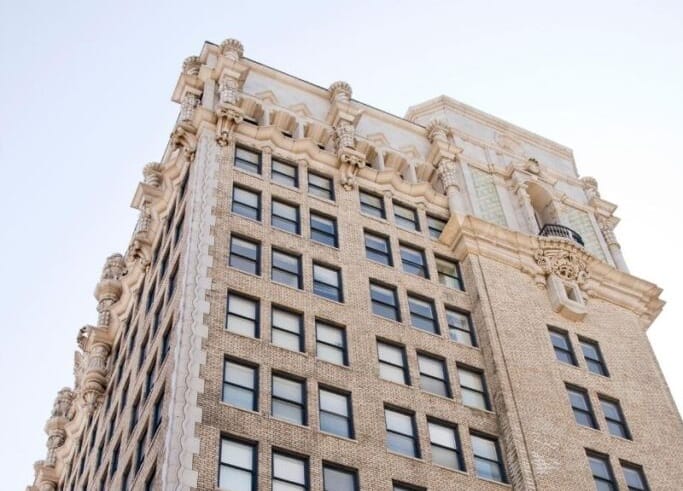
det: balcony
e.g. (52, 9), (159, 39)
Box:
(539, 224), (584, 246)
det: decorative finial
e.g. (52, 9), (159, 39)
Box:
(182, 56), (201, 76)
(143, 162), (164, 187)
(220, 38), (244, 60)
(329, 81), (352, 103)
(426, 119), (450, 143)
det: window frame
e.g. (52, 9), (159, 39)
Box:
(308, 171), (335, 201)
(316, 320), (348, 366)
(384, 406), (420, 458)
(359, 190), (386, 219)
(231, 185), (262, 221)
(621, 460), (650, 491)
(229, 235), (261, 276)
(271, 198), (301, 235)
(225, 292), (260, 338)
(271, 373), (307, 426)
(363, 230), (392, 266)
(399, 243), (429, 278)
(548, 327), (577, 366)
(310, 211), (338, 248)
(566, 384), (598, 429)
(586, 450), (618, 491)
(322, 463), (359, 491)
(369, 281), (401, 321)
(446, 307), (476, 347)
(222, 358), (259, 412)
(393, 201), (420, 231)
(272, 158), (299, 188)
(579, 336), (609, 376)
(313, 262), (343, 302)
(272, 451), (309, 491)
(417, 353), (451, 398)
(271, 306), (304, 352)
(435, 255), (464, 290)
(271, 249), (303, 289)
(428, 419), (464, 471)
(457, 365), (491, 411)
(234, 146), (262, 175)
(318, 386), (354, 439)
(377, 340), (410, 385)
(427, 215), (447, 239)
(470, 432), (507, 483)
(218, 436), (257, 491)
(407, 293), (439, 334)
(599, 395), (631, 439)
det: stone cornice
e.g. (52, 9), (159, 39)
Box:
(441, 214), (664, 327)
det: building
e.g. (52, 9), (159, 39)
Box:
(28, 37), (683, 491)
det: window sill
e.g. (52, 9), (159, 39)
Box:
(219, 401), (261, 417)
(229, 211), (263, 226)
(227, 266), (262, 279)
(308, 193), (336, 206)
(270, 343), (309, 359)
(475, 476), (511, 487)
(431, 462), (468, 477)
(319, 431), (358, 444)
(315, 358), (352, 371)
(385, 449), (424, 463)
(233, 166), (264, 180)
(313, 294), (345, 306)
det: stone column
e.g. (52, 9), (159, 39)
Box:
(437, 158), (460, 214)
(375, 149), (385, 171)
(599, 217), (629, 272)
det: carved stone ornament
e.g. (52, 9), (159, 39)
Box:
(180, 92), (200, 122)
(182, 56), (201, 76)
(426, 119), (451, 144)
(220, 38), (244, 59)
(50, 388), (74, 419)
(329, 81), (352, 103)
(581, 176), (600, 200)
(171, 125), (197, 159)
(597, 216), (618, 246)
(525, 158), (540, 174)
(143, 162), (164, 187)
(219, 74), (240, 105)
(534, 247), (589, 285)
(437, 158), (459, 190)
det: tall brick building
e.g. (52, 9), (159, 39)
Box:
(29, 38), (683, 491)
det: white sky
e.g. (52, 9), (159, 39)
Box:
(1, 1), (681, 487)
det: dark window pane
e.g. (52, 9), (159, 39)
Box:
(360, 191), (385, 218)
(309, 172), (334, 200)
(232, 187), (261, 221)
(234, 147), (261, 174)
(272, 159), (298, 187)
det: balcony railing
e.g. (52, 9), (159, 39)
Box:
(539, 224), (584, 246)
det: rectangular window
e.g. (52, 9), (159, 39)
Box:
(580, 337), (609, 376)
(308, 172), (334, 201)
(548, 328), (577, 365)
(458, 366), (490, 410)
(385, 407), (419, 457)
(408, 294), (438, 334)
(566, 385), (597, 428)
(394, 202), (420, 231)
(377, 341), (410, 385)
(229, 236), (261, 275)
(272, 199), (301, 234)
(219, 437), (256, 491)
(226, 293), (259, 338)
(273, 452), (308, 491)
(429, 420), (463, 471)
(621, 461), (649, 491)
(370, 282), (400, 321)
(272, 159), (298, 188)
(364, 231), (392, 265)
(446, 308), (476, 346)
(316, 321), (348, 366)
(222, 359), (258, 411)
(587, 451), (617, 491)
(271, 307), (303, 352)
(310, 212), (338, 247)
(234, 146), (261, 174)
(272, 374), (306, 425)
(359, 190), (385, 219)
(418, 354), (450, 397)
(427, 215), (447, 239)
(599, 396), (630, 439)
(272, 249), (302, 289)
(471, 433), (506, 483)
(313, 263), (343, 302)
(232, 186), (261, 221)
(436, 256), (463, 290)
(322, 464), (358, 491)
(400, 244), (428, 278)
(319, 387), (353, 438)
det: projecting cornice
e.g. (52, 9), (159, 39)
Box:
(441, 214), (664, 327)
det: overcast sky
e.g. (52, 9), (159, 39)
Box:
(1, 1), (682, 488)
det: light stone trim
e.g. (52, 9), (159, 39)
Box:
(161, 129), (217, 490)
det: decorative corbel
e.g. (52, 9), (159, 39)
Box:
(326, 81), (365, 190)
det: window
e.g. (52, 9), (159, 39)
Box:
(548, 328), (577, 365)
(272, 374), (306, 425)
(272, 250), (302, 289)
(599, 397), (630, 439)
(309, 172), (334, 200)
(429, 420), (463, 470)
(232, 186), (261, 221)
(587, 451), (617, 491)
(316, 321), (348, 366)
(408, 295), (438, 333)
(458, 367), (490, 410)
(471, 433), (506, 483)
(394, 202), (419, 231)
(384, 407), (419, 457)
(359, 190), (385, 218)
(436, 256), (463, 290)
(219, 437), (256, 491)
(226, 293), (259, 338)
(271, 307), (303, 352)
(400, 244), (428, 278)
(427, 215), (447, 239)
(580, 337), (608, 376)
(566, 385), (597, 428)
(322, 464), (358, 491)
(370, 282), (400, 321)
(446, 308), (475, 346)
(272, 199), (300, 234)
(313, 263), (343, 302)
(364, 231), (392, 265)
(319, 388), (353, 438)
(234, 146), (261, 174)
(229, 236), (261, 275)
(393, 483), (424, 491)
(310, 212), (338, 247)
(621, 461), (649, 491)
(272, 159), (298, 187)
(377, 341), (409, 385)
(222, 359), (258, 411)
(418, 354), (450, 397)
(273, 452), (308, 491)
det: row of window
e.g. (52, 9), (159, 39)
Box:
(566, 385), (631, 439)
(219, 419), (505, 491)
(229, 238), (343, 301)
(549, 327), (609, 376)
(364, 231), (464, 290)
(587, 450), (649, 491)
